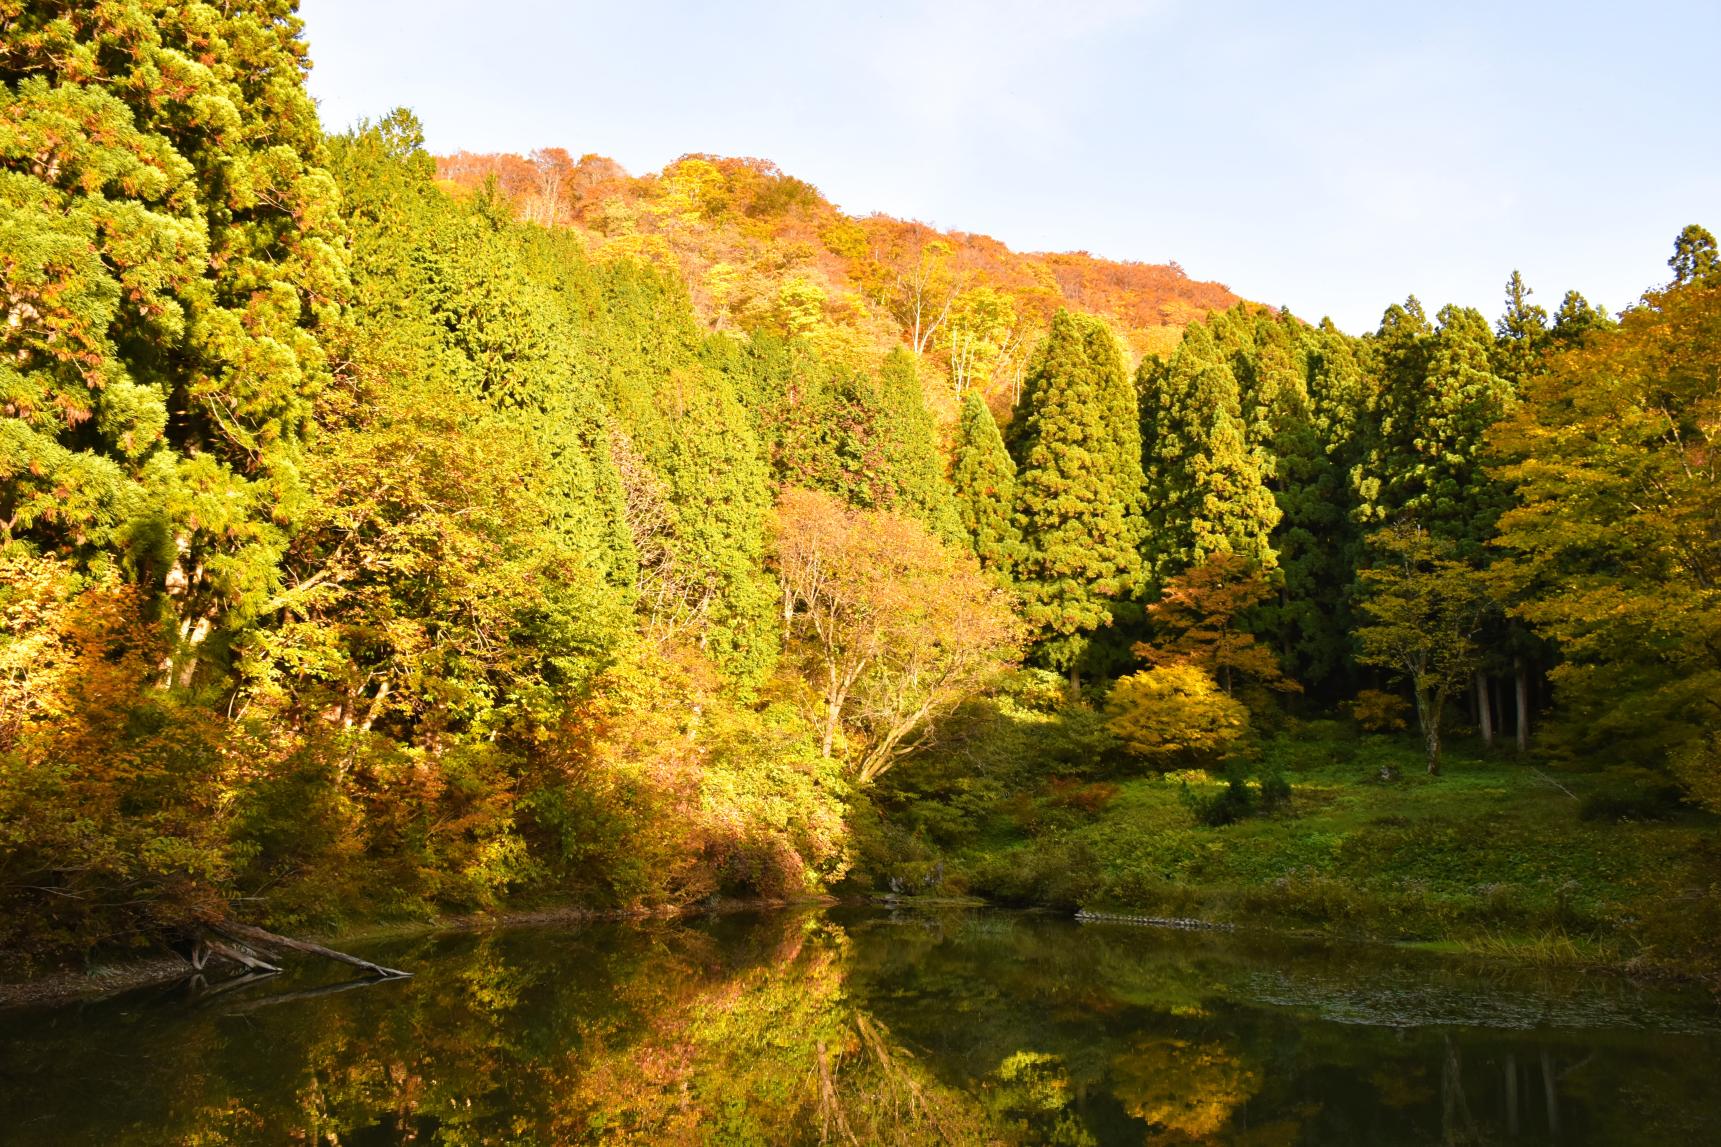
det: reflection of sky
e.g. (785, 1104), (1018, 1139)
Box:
(300, 1), (1721, 333)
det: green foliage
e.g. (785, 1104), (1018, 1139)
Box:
(950, 391), (1022, 576)
(875, 347), (964, 542)
(1010, 311), (1147, 676)
(1139, 317), (1281, 581)
(1356, 300), (1515, 554)
(0, 0), (349, 687)
(2, 8), (1717, 984)
(1669, 223), (1720, 286)
(1491, 262), (1721, 778)
(1354, 525), (1493, 773)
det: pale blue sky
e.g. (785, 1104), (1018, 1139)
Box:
(299, 0), (1721, 333)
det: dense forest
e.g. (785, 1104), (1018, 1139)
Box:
(2, 1), (1718, 978)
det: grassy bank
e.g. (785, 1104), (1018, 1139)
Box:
(857, 719), (1721, 977)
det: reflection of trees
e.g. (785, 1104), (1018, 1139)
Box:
(1110, 1037), (1260, 1139)
(547, 920), (998, 1143)
(3, 911), (1720, 1145)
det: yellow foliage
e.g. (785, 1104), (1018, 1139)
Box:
(1348, 688), (1411, 732)
(774, 276), (828, 338)
(1110, 1036), (1259, 1138)
(1672, 731), (1721, 815)
(1105, 664), (1250, 766)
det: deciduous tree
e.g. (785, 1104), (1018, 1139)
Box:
(772, 489), (1020, 782)
(1354, 526), (1493, 774)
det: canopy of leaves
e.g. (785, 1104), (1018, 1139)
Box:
(1105, 664), (1251, 767)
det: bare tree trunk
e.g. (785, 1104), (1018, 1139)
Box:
(1476, 672), (1494, 748)
(822, 698), (841, 759)
(1067, 662), (1081, 702)
(1418, 688), (1443, 775)
(1515, 657), (1530, 752)
(207, 920), (411, 979)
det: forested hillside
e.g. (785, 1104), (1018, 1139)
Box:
(436, 149), (1240, 393)
(2, 1), (1718, 977)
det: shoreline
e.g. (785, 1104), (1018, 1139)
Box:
(0, 894), (838, 1011)
(6, 890), (1715, 1011)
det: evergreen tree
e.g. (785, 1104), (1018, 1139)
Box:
(1139, 322), (1280, 584)
(875, 348), (964, 543)
(1669, 223), (1720, 286)
(1356, 300), (1513, 554)
(518, 228), (779, 685)
(1264, 320), (1371, 693)
(1493, 271), (1551, 383)
(1011, 311), (1146, 683)
(949, 392), (1021, 576)
(0, 0), (349, 685)
(1552, 290), (1613, 344)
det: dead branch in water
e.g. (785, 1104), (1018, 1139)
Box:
(202, 920), (411, 979)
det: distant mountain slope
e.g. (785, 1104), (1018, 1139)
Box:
(435, 150), (1242, 404)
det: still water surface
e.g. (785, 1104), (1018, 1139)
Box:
(2, 907), (1718, 1144)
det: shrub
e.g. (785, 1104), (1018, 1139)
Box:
(1181, 773), (1255, 827)
(1106, 665), (1250, 769)
(1348, 689), (1411, 732)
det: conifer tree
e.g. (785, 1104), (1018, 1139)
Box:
(1669, 223), (1720, 286)
(518, 229), (779, 685)
(1356, 301), (1513, 554)
(1139, 322), (1280, 584)
(1010, 312), (1146, 684)
(875, 348), (964, 543)
(0, 0), (349, 685)
(1493, 271), (1551, 384)
(1263, 320), (1371, 692)
(1551, 290), (1612, 344)
(949, 392), (1021, 576)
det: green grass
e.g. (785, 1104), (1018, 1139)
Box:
(880, 724), (1721, 976)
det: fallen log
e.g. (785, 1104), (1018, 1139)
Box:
(205, 920), (412, 979)
(198, 936), (283, 975)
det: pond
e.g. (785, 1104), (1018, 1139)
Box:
(2, 907), (1717, 1144)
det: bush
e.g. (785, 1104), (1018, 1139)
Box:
(1106, 665), (1250, 768)
(1258, 769), (1293, 811)
(966, 840), (1101, 911)
(1348, 689), (1411, 732)
(1181, 773), (1255, 827)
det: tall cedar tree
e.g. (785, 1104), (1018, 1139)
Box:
(950, 391), (1022, 576)
(1010, 311), (1147, 684)
(717, 338), (959, 548)
(1139, 321), (1281, 584)
(875, 348), (964, 544)
(519, 228), (779, 686)
(1356, 300), (1515, 554)
(0, 0), (349, 687)
(1269, 319), (1372, 692)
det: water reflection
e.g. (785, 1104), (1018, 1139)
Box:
(1, 908), (1716, 1144)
